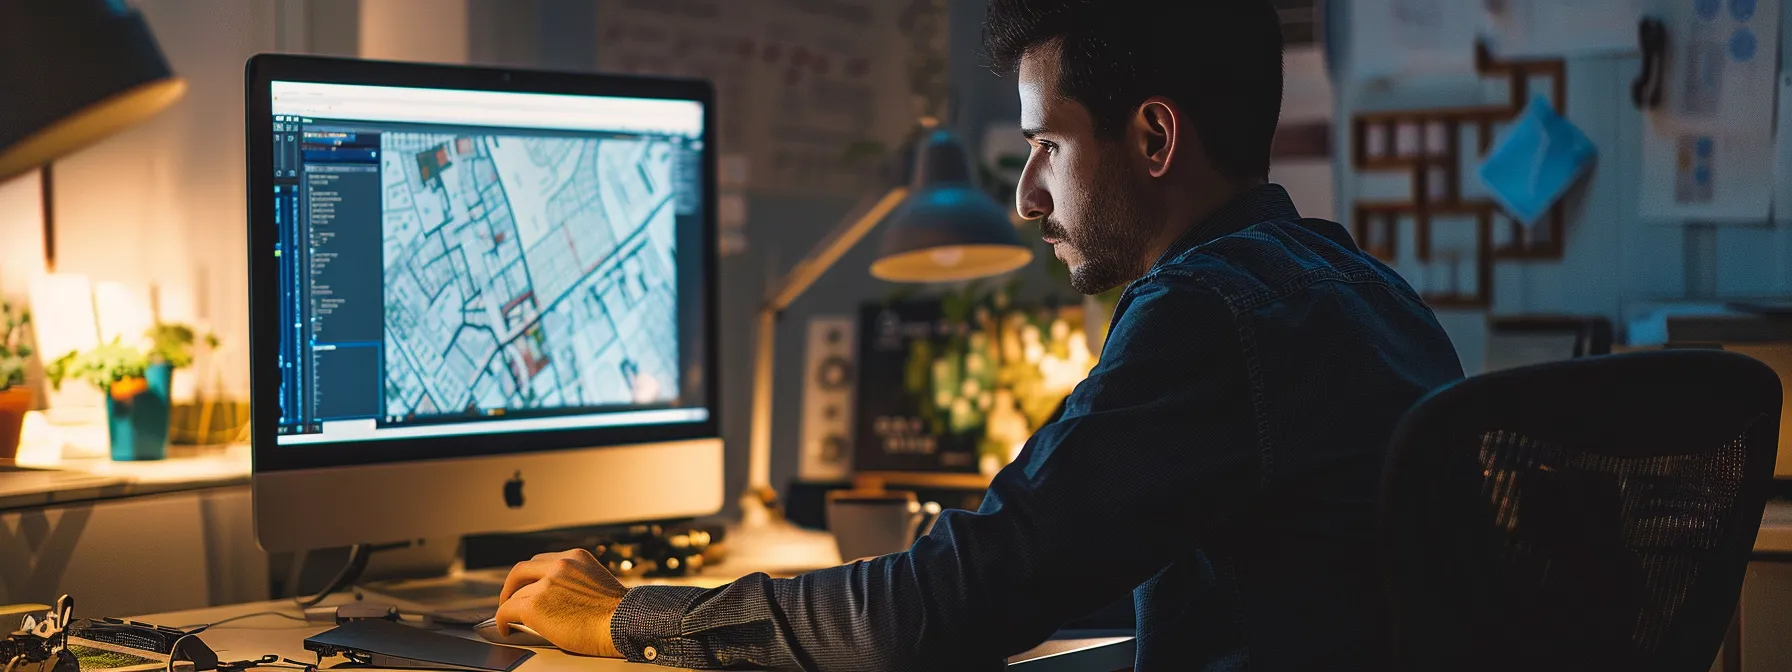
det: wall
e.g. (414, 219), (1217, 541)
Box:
(0, 0), (280, 400)
(0, 0), (1078, 521)
(1332, 1), (1792, 375)
(360, 0), (468, 63)
(0, 487), (264, 617)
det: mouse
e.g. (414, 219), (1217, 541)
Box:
(473, 617), (554, 648)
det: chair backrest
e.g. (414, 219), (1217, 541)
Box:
(1380, 350), (1781, 672)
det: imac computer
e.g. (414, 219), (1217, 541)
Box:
(246, 55), (722, 554)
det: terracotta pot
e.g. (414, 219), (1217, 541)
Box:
(0, 386), (31, 462)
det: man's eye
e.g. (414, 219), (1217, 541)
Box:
(1036, 141), (1058, 154)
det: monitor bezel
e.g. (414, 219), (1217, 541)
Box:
(246, 54), (721, 473)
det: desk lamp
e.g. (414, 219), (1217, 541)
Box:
(0, 0), (188, 269)
(740, 120), (1033, 533)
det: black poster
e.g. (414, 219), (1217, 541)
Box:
(853, 300), (980, 473)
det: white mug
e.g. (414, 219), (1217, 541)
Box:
(826, 490), (943, 563)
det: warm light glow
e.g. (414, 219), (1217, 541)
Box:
(871, 244), (1033, 283)
(0, 78), (188, 183)
(929, 247), (965, 267)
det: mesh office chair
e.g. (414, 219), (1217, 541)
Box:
(1381, 350), (1781, 672)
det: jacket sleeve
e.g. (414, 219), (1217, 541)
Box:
(609, 279), (1261, 670)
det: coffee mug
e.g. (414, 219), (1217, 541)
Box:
(826, 490), (943, 563)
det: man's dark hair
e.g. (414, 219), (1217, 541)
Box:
(984, 0), (1284, 182)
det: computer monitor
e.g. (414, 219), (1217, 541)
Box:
(246, 55), (722, 554)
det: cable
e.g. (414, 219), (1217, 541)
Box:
(293, 545), (371, 609)
(292, 541), (411, 609)
(164, 635), (194, 672)
(177, 612), (308, 633)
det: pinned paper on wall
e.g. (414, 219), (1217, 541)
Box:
(1673, 0), (1777, 128)
(1637, 0), (1779, 222)
(1479, 0), (1643, 58)
(1771, 74), (1792, 226)
(27, 274), (97, 363)
(92, 281), (155, 346)
(1478, 96), (1597, 227)
(1347, 0), (1479, 81)
(718, 191), (749, 256)
(592, 0), (947, 196)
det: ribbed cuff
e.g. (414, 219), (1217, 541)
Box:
(611, 585), (707, 665)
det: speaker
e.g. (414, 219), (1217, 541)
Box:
(797, 316), (857, 482)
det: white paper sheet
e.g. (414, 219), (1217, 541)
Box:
(592, 0), (941, 197)
(1480, 0), (1644, 58)
(1638, 126), (1776, 222)
(1636, 0), (1779, 222)
(92, 281), (156, 347)
(26, 272), (99, 371)
(1772, 74), (1792, 226)
(1670, 0), (1778, 129)
(1348, 0), (1479, 81)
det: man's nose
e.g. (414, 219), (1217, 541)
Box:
(1016, 162), (1051, 221)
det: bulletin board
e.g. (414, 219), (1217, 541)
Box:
(591, 0), (949, 197)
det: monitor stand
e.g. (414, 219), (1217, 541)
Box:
(361, 566), (511, 615)
(292, 537), (507, 615)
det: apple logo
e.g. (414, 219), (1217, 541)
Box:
(504, 471), (525, 509)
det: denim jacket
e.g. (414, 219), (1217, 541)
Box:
(610, 184), (1466, 670)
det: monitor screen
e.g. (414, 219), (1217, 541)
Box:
(267, 80), (710, 448)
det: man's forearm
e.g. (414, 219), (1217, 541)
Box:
(609, 561), (1006, 671)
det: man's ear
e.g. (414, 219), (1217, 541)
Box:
(1131, 96), (1182, 178)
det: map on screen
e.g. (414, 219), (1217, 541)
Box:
(377, 132), (681, 420)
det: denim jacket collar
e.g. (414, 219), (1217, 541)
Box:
(1151, 183), (1302, 271)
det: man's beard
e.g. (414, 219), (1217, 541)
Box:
(1043, 157), (1162, 295)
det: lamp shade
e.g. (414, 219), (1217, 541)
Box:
(870, 129), (1033, 283)
(0, 0), (187, 182)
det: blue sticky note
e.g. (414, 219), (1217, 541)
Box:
(1477, 95), (1597, 228)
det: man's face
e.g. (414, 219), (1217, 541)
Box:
(1016, 49), (1164, 295)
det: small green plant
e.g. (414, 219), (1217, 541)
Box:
(46, 338), (149, 398)
(45, 323), (213, 400)
(0, 300), (31, 391)
(146, 323), (212, 368)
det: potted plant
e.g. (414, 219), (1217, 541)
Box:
(0, 300), (32, 461)
(900, 283), (1098, 476)
(46, 324), (201, 461)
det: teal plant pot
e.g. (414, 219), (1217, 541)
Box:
(106, 363), (172, 461)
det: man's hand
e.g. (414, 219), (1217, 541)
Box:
(495, 548), (628, 658)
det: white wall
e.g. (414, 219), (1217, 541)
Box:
(0, 174), (45, 299)
(0, 1), (280, 398)
(359, 0), (469, 63)
(0, 0), (480, 400)
(1271, 45), (1337, 222)
(1333, 4), (1792, 376)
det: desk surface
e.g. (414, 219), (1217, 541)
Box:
(1759, 500), (1792, 554)
(137, 599), (690, 672)
(132, 601), (1133, 671)
(0, 441), (249, 510)
(131, 524), (1134, 671)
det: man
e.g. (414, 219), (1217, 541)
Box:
(494, 0), (1465, 669)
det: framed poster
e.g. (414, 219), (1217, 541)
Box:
(854, 296), (1094, 474)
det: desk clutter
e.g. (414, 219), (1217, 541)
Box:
(465, 522), (724, 580)
(2, 596), (538, 672)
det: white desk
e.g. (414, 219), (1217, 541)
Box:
(1756, 500), (1792, 555)
(128, 525), (1134, 671)
(0, 441), (250, 510)
(128, 600), (1132, 671)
